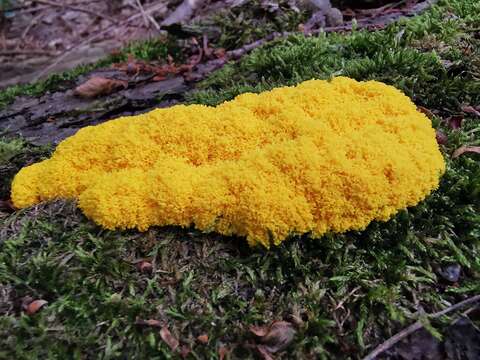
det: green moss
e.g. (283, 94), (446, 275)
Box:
(0, 138), (52, 200)
(205, 0), (308, 50)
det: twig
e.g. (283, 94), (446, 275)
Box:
(34, 2), (167, 81)
(135, 0), (150, 28)
(9, 5), (50, 15)
(335, 286), (361, 310)
(161, 0), (207, 26)
(34, 0), (116, 23)
(362, 294), (480, 360)
(134, 0), (160, 30)
(0, 49), (58, 56)
(21, 12), (44, 39)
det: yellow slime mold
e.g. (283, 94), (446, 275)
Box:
(11, 77), (445, 247)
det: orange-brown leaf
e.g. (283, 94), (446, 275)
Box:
(218, 346), (228, 360)
(74, 77), (128, 98)
(24, 299), (48, 315)
(197, 334), (209, 344)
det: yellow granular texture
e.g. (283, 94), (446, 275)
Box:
(11, 77), (445, 247)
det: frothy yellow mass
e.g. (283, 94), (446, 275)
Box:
(11, 77), (445, 247)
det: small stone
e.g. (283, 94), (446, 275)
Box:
(439, 263), (461, 283)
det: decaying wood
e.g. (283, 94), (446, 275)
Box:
(0, 75), (187, 145)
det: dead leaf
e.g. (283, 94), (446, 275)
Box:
(257, 345), (275, 360)
(461, 105), (480, 117)
(250, 321), (296, 354)
(218, 345), (228, 360)
(250, 325), (269, 337)
(197, 334), (209, 344)
(135, 318), (162, 328)
(180, 345), (191, 358)
(417, 106), (435, 119)
(160, 326), (179, 352)
(452, 146), (480, 159)
(214, 48), (226, 59)
(74, 76), (128, 98)
(137, 261), (153, 273)
(447, 115), (464, 130)
(435, 130), (448, 145)
(24, 299), (48, 315)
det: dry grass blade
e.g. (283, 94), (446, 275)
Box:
(362, 294), (480, 360)
(452, 146), (480, 159)
(160, 326), (179, 351)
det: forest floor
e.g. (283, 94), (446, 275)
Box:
(0, 0), (479, 359)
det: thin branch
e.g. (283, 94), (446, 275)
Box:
(0, 49), (58, 56)
(21, 12), (44, 39)
(34, 0), (116, 23)
(335, 286), (361, 310)
(161, 0), (207, 26)
(8, 5), (50, 15)
(135, 0), (150, 28)
(362, 294), (480, 360)
(135, 0), (160, 30)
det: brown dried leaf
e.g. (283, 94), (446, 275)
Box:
(137, 261), (153, 273)
(197, 334), (209, 344)
(74, 76), (128, 98)
(24, 299), (48, 315)
(435, 130), (448, 145)
(250, 325), (269, 337)
(447, 115), (464, 130)
(160, 326), (179, 351)
(180, 345), (191, 358)
(135, 318), (162, 327)
(250, 321), (296, 353)
(257, 345), (275, 360)
(417, 106), (435, 119)
(452, 146), (480, 159)
(218, 345), (228, 360)
(461, 105), (480, 117)
(214, 48), (226, 59)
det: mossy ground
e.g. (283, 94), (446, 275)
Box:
(0, 0), (479, 359)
